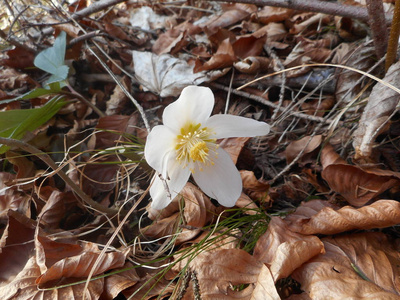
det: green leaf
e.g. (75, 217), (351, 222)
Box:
(34, 31), (69, 85)
(0, 96), (66, 154)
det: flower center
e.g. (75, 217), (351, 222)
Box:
(175, 123), (216, 168)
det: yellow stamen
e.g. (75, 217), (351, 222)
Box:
(175, 122), (216, 169)
(189, 141), (209, 162)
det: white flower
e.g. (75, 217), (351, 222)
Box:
(144, 86), (270, 209)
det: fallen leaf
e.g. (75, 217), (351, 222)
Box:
(292, 232), (400, 299)
(286, 199), (400, 235)
(240, 170), (270, 202)
(353, 60), (400, 161)
(321, 144), (400, 206)
(173, 248), (263, 299)
(253, 216), (324, 282)
(132, 51), (209, 97)
(285, 135), (322, 164)
(250, 264), (280, 300)
(102, 262), (140, 299)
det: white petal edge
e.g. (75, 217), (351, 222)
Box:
(150, 155), (191, 210)
(144, 125), (176, 173)
(162, 86), (214, 131)
(192, 148), (242, 207)
(205, 114), (270, 139)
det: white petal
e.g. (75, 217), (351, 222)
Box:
(144, 125), (176, 173)
(205, 114), (270, 139)
(192, 148), (242, 207)
(150, 155), (191, 210)
(162, 86), (214, 131)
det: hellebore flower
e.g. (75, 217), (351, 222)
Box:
(144, 86), (270, 209)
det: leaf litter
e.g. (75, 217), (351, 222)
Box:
(1, 1), (400, 299)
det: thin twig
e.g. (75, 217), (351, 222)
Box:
(211, 0), (391, 24)
(71, 0), (127, 20)
(0, 137), (119, 216)
(211, 82), (337, 124)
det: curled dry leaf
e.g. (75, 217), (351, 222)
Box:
(353, 60), (400, 160)
(333, 43), (376, 107)
(132, 51), (208, 97)
(292, 232), (400, 299)
(0, 173), (30, 220)
(0, 256), (103, 300)
(321, 144), (400, 206)
(250, 264), (280, 300)
(172, 248), (263, 299)
(219, 136), (250, 164)
(240, 170), (270, 203)
(285, 135), (322, 164)
(36, 243), (128, 285)
(253, 217), (324, 282)
(203, 3), (257, 34)
(286, 199), (400, 235)
(143, 183), (221, 245)
(233, 56), (271, 74)
(103, 262), (140, 299)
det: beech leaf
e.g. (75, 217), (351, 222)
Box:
(353, 60), (400, 160)
(286, 199), (400, 235)
(292, 232), (400, 299)
(253, 217), (324, 282)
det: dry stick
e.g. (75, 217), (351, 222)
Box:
(211, 82), (335, 124)
(0, 29), (36, 52)
(366, 0), (388, 59)
(385, 0), (400, 71)
(212, 0), (391, 24)
(0, 137), (119, 216)
(71, 0), (127, 20)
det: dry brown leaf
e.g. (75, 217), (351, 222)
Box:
(286, 199), (400, 235)
(0, 173), (30, 220)
(88, 115), (137, 149)
(290, 13), (332, 34)
(285, 135), (322, 164)
(233, 56), (271, 74)
(235, 192), (260, 214)
(353, 60), (400, 160)
(219, 136), (250, 164)
(203, 4), (257, 34)
(292, 232), (400, 299)
(320, 143), (347, 168)
(321, 144), (400, 206)
(240, 170), (270, 203)
(195, 38), (237, 72)
(333, 43), (376, 106)
(36, 243), (128, 285)
(322, 164), (399, 206)
(255, 6), (295, 24)
(172, 248), (263, 299)
(250, 264), (280, 300)
(253, 216), (324, 282)
(0, 211), (36, 284)
(143, 183), (221, 245)
(0, 256), (104, 299)
(102, 262), (140, 299)
(132, 51), (209, 97)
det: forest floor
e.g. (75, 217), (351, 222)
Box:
(1, 0), (400, 299)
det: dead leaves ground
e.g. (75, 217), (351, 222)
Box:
(1, 0), (400, 299)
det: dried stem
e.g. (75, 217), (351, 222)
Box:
(211, 0), (391, 24)
(385, 0), (400, 71)
(211, 82), (337, 124)
(0, 137), (119, 217)
(71, 0), (127, 20)
(366, 0), (388, 59)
